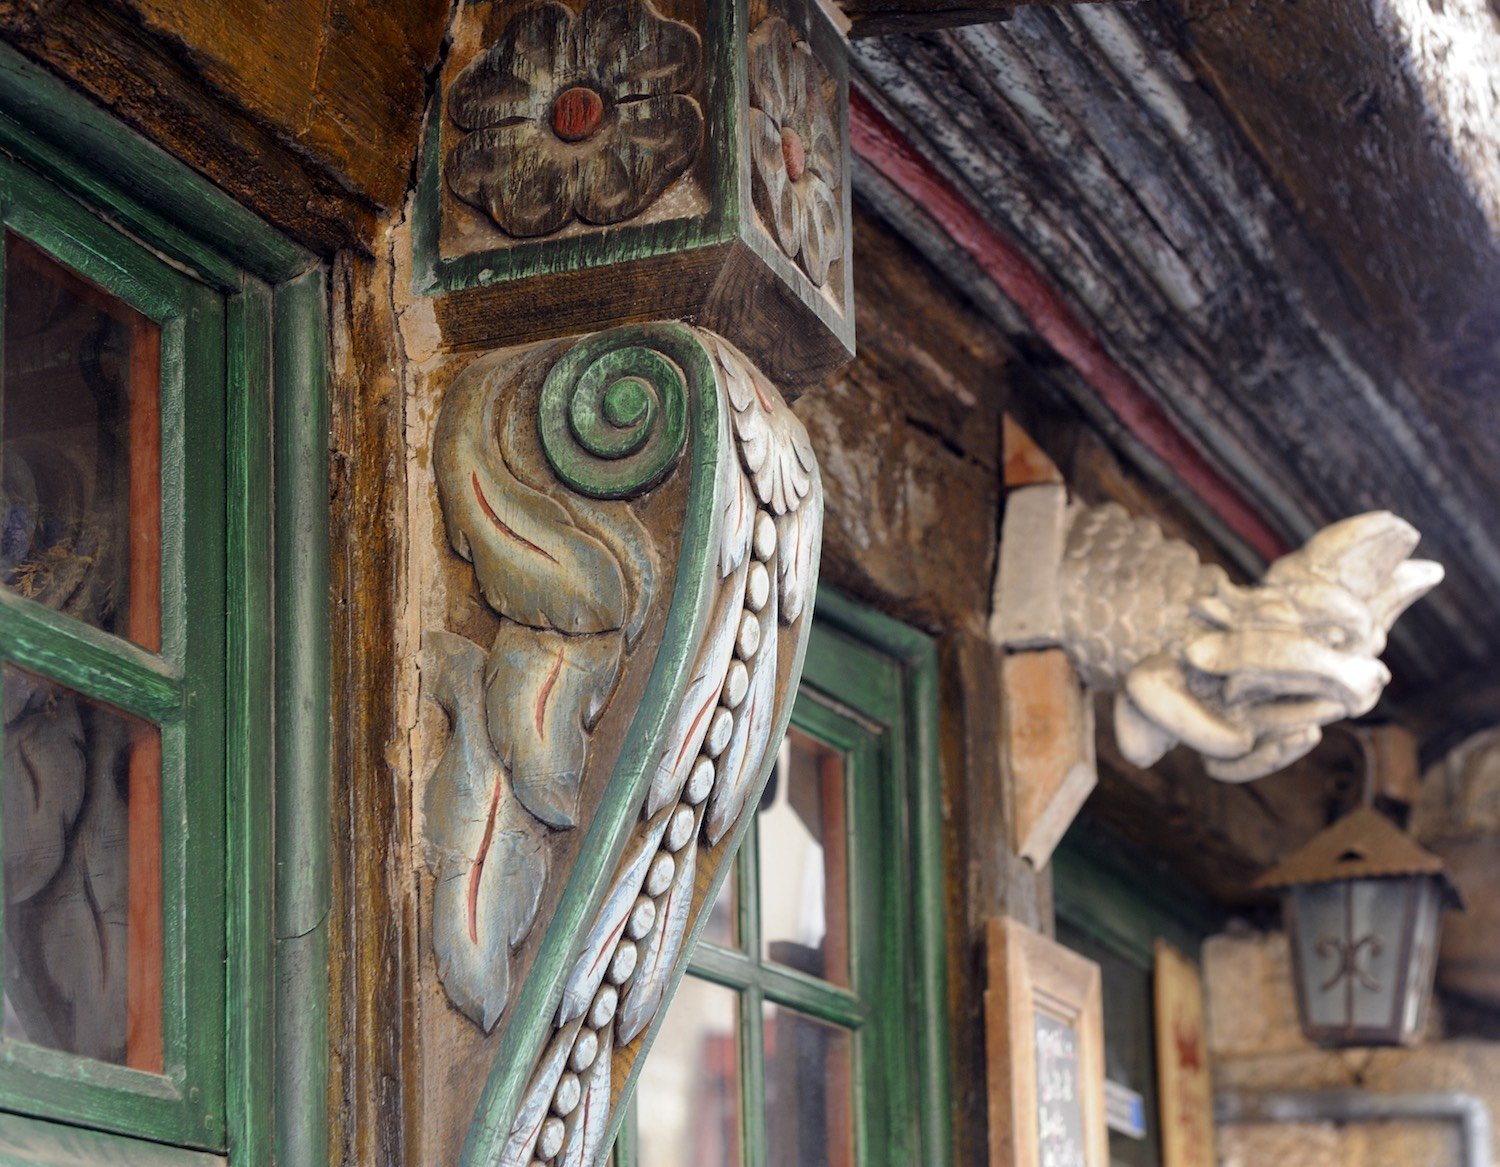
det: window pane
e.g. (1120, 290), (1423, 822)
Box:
(2, 236), (162, 652)
(762, 1002), (855, 1167)
(701, 858), (737, 949)
(634, 976), (740, 1167)
(759, 729), (848, 985)
(2, 667), (162, 1071)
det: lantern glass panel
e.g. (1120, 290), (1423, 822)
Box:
(1400, 880), (1443, 1040)
(1290, 877), (1431, 1043)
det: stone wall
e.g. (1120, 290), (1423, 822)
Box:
(1205, 930), (1500, 1166)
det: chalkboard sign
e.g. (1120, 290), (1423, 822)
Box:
(1034, 1012), (1086, 1167)
(986, 918), (1108, 1167)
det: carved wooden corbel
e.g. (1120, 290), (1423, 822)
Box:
(994, 487), (1443, 783)
(410, 2), (847, 1160)
(425, 324), (821, 1166)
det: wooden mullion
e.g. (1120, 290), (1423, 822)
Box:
(686, 942), (759, 990)
(0, 590), (182, 723)
(754, 965), (864, 1029)
(741, 971), (767, 1167)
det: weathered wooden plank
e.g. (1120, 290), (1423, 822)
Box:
(0, 0), (450, 253)
(840, 0), (1128, 37)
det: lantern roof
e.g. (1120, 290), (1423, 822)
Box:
(1256, 807), (1464, 908)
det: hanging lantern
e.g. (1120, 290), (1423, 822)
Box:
(1256, 806), (1463, 1047)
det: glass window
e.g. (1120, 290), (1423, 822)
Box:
(0, 60), (328, 1165)
(615, 604), (950, 1167)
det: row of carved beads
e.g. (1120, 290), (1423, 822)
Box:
(528, 508), (777, 1166)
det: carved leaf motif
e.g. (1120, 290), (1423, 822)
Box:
(458, 328), (825, 1167)
(497, 345), (657, 643)
(616, 829), (697, 1044)
(434, 351), (630, 635)
(425, 632), (549, 1031)
(484, 624), (623, 830)
(559, 1024), (612, 1167)
(706, 583), (780, 847)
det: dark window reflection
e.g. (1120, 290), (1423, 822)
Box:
(763, 1002), (855, 1167)
(2, 235), (161, 652)
(2, 667), (162, 1070)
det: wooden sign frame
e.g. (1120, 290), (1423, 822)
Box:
(986, 917), (1109, 1167)
(1154, 941), (1216, 1167)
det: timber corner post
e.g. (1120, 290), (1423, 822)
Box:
(407, 1), (850, 1164)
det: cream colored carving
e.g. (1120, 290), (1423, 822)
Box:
(998, 500), (1442, 782)
(497, 333), (821, 1167)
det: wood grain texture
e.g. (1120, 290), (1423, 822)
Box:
(327, 251), (413, 1167)
(0, 0), (449, 253)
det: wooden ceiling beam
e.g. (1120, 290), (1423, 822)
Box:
(839, 0), (1125, 37)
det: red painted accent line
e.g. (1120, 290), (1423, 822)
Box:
(675, 690), (719, 773)
(472, 471), (560, 565)
(536, 647), (565, 737)
(849, 89), (1287, 562)
(468, 773), (504, 945)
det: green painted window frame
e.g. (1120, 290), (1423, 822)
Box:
(0, 42), (330, 1167)
(615, 588), (953, 1167)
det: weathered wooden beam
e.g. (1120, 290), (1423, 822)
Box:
(849, 88), (1287, 562)
(840, 0), (1128, 38)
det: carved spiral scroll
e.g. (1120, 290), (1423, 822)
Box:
(539, 329), (707, 500)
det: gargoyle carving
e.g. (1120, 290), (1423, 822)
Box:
(425, 323), (821, 1167)
(1003, 496), (1442, 782)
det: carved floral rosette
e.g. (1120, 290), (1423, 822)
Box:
(444, 0), (705, 239)
(425, 323), (821, 1167)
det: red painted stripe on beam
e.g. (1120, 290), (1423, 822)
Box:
(850, 88), (1287, 562)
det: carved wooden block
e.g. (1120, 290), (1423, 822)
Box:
(1001, 648), (1096, 870)
(413, 0), (852, 390)
(992, 482), (1067, 650)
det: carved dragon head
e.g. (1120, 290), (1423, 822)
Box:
(1110, 512), (1443, 782)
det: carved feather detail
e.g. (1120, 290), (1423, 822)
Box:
(705, 582), (779, 846)
(499, 333), (822, 1167)
(500, 1018), (585, 1167)
(644, 553), (748, 820)
(557, 812), (671, 1028)
(558, 1023), (612, 1167)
